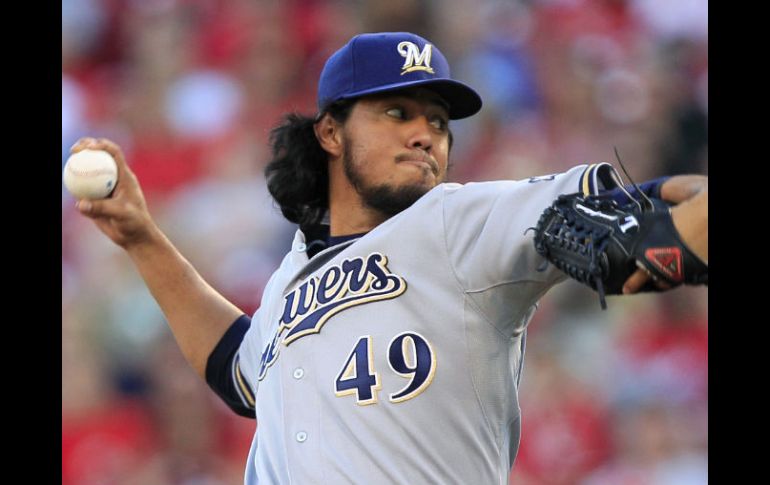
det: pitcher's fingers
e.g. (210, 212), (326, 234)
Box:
(656, 280), (672, 291)
(69, 137), (137, 189)
(70, 137), (98, 154)
(76, 198), (130, 220)
(623, 268), (651, 294)
(95, 138), (126, 163)
(81, 137), (137, 184)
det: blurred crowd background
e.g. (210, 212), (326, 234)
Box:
(62, 0), (708, 484)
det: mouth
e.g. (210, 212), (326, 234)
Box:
(402, 160), (434, 173)
(397, 152), (439, 176)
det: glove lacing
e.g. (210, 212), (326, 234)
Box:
(549, 199), (615, 309)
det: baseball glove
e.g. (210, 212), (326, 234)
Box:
(532, 188), (708, 309)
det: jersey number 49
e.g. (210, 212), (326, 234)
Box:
(334, 332), (436, 406)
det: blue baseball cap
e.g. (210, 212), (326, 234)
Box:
(317, 32), (483, 120)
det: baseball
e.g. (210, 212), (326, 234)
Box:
(63, 149), (119, 199)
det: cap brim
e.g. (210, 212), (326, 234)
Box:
(337, 78), (482, 120)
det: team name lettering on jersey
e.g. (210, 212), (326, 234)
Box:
(398, 41), (434, 75)
(258, 253), (407, 380)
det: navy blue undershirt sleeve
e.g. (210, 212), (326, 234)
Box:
(600, 176), (671, 205)
(205, 314), (255, 418)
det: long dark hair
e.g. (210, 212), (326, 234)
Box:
(265, 100), (355, 227)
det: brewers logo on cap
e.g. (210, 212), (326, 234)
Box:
(398, 42), (434, 75)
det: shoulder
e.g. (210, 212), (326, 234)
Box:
(439, 163), (597, 205)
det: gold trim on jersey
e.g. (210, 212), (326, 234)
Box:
(580, 163), (598, 196)
(234, 358), (255, 408)
(580, 162), (615, 196)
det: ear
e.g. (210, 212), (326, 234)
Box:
(313, 114), (343, 158)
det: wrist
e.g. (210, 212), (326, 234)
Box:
(124, 222), (169, 256)
(670, 200), (708, 263)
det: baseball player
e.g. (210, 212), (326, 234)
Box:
(72, 32), (707, 484)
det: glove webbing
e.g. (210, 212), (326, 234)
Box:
(539, 199), (615, 309)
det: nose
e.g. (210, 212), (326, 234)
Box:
(405, 116), (433, 152)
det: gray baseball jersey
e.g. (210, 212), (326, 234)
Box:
(230, 163), (609, 484)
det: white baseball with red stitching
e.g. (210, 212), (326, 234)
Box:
(63, 149), (118, 199)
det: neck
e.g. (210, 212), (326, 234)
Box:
(327, 159), (386, 237)
(328, 188), (387, 237)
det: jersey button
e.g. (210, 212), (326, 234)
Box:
(293, 368), (304, 379)
(296, 431), (308, 443)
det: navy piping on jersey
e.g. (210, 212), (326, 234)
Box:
(205, 314), (255, 418)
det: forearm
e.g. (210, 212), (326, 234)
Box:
(660, 174), (707, 204)
(126, 226), (245, 379)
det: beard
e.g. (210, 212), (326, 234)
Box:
(343, 140), (433, 218)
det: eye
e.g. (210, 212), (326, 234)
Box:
(430, 115), (448, 131)
(386, 107), (406, 119)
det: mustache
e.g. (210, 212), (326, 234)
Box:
(395, 151), (439, 174)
